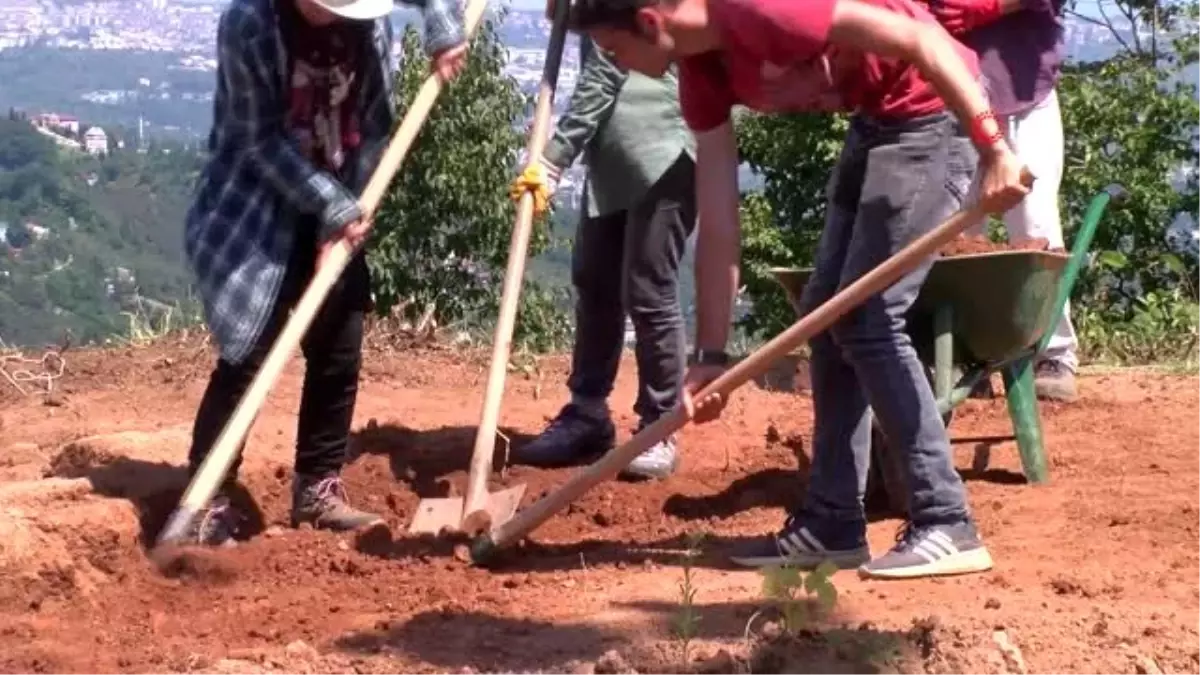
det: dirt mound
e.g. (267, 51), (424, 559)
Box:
(0, 428), (205, 610)
(940, 235), (1054, 257)
(47, 428), (191, 496)
(0, 442), (47, 481)
(0, 479), (140, 608)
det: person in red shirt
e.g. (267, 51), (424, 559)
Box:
(561, 0), (1031, 579)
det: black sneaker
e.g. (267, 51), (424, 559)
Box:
(858, 520), (993, 579)
(515, 403), (616, 467)
(729, 514), (870, 569)
(184, 495), (240, 547)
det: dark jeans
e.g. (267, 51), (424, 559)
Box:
(798, 111), (976, 527)
(188, 216), (371, 484)
(567, 153), (697, 423)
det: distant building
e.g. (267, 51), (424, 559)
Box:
(25, 223), (50, 240)
(84, 127), (108, 155)
(33, 112), (80, 135)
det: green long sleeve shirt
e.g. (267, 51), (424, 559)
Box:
(541, 37), (695, 219)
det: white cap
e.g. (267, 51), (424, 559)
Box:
(310, 0), (394, 20)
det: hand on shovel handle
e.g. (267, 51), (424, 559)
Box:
(979, 152), (1035, 215)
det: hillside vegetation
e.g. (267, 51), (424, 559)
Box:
(0, 116), (203, 347)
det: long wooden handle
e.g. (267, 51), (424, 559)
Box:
(461, 0), (572, 534)
(156, 0), (492, 546)
(480, 168), (1036, 553)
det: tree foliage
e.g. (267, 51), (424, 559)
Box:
(367, 19), (568, 349)
(734, 112), (847, 339)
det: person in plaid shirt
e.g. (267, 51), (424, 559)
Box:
(182, 0), (467, 546)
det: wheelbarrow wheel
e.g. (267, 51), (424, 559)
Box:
(864, 366), (954, 518)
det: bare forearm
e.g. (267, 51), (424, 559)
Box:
(693, 125), (741, 352)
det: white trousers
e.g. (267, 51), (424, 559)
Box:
(967, 88), (1078, 371)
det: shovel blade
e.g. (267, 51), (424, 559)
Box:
(465, 483), (526, 533)
(408, 496), (465, 535)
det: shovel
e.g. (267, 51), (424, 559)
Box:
(407, 0), (572, 537)
(468, 167), (1036, 563)
(153, 0), (493, 555)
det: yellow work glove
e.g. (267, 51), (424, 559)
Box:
(509, 159), (560, 217)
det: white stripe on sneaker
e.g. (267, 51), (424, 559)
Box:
(921, 536), (959, 558)
(913, 537), (960, 562)
(796, 527), (826, 552)
(777, 527), (824, 558)
(928, 530), (956, 549)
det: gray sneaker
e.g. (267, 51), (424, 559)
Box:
(619, 430), (679, 481)
(1034, 359), (1078, 402)
(183, 495), (240, 547)
(729, 513), (870, 569)
(291, 474), (385, 531)
(858, 520), (993, 580)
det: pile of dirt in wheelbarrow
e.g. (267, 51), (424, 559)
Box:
(939, 235), (1057, 257)
(0, 336), (1198, 674)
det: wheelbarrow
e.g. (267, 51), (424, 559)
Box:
(770, 184), (1128, 514)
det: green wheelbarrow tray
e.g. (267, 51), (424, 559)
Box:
(766, 185), (1128, 506)
(771, 249), (1070, 367)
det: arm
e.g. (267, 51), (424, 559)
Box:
(827, 0), (1012, 158)
(541, 39), (628, 171)
(217, 13), (360, 240)
(398, 0), (466, 56)
(926, 0), (1051, 34)
(692, 121), (742, 352)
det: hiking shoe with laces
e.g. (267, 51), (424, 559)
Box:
(1034, 359), (1078, 402)
(515, 403), (616, 467)
(858, 519), (993, 579)
(729, 514), (870, 570)
(618, 420), (679, 481)
(291, 474), (385, 531)
(184, 495), (240, 547)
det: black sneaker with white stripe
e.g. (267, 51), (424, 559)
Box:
(729, 514), (870, 570)
(858, 520), (993, 579)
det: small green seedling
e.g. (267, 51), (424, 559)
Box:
(759, 560), (838, 635)
(670, 532), (706, 664)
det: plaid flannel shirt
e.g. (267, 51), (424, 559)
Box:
(184, 0), (464, 365)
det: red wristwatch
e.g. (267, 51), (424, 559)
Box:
(968, 110), (1005, 151)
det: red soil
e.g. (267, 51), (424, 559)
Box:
(940, 236), (1054, 257)
(0, 335), (1197, 673)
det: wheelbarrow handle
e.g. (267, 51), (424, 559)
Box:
(471, 168), (1037, 561)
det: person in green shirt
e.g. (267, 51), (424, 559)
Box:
(509, 35), (696, 480)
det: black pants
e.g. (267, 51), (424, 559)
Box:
(188, 217), (371, 483)
(567, 153), (697, 422)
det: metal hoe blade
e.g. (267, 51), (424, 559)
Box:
(408, 484), (526, 535)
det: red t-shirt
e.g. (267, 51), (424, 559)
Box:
(678, 0), (981, 131)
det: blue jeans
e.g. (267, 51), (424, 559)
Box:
(798, 111), (976, 529)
